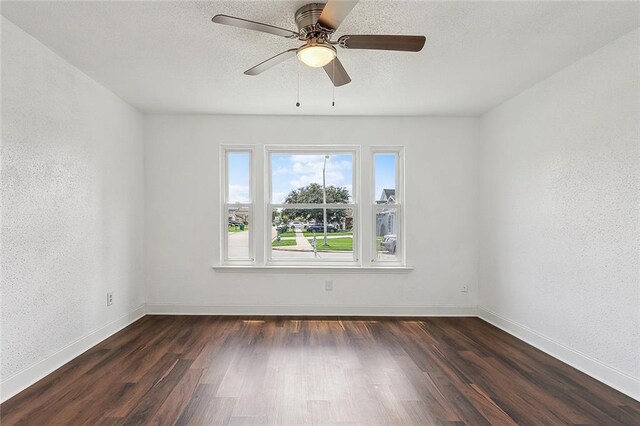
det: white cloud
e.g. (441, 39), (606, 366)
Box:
(290, 170), (345, 189)
(272, 154), (353, 201)
(288, 155), (350, 189)
(228, 184), (249, 203)
(272, 191), (287, 204)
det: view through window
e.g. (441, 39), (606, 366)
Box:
(270, 153), (356, 262)
(374, 152), (400, 261)
(224, 151), (252, 261)
(221, 146), (403, 266)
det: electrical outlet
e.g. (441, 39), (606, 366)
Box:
(461, 285), (469, 293)
(325, 280), (333, 291)
(107, 292), (114, 306)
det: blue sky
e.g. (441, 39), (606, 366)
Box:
(227, 152), (396, 203)
(374, 153), (397, 201)
(227, 152), (250, 203)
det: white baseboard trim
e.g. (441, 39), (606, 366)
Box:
(145, 303), (478, 317)
(0, 305), (146, 403)
(477, 307), (640, 402)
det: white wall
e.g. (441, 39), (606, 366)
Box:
(144, 115), (479, 315)
(1, 18), (145, 401)
(479, 29), (640, 398)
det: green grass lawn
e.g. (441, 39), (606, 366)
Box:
(272, 239), (297, 247)
(277, 231), (297, 237)
(308, 237), (353, 251)
(304, 231), (352, 237)
(279, 230), (353, 237)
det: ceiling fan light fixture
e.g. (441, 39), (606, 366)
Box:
(211, 1), (427, 86)
(297, 43), (336, 68)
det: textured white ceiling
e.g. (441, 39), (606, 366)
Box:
(2, 1), (638, 116)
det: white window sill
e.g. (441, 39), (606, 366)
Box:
(212, 265), (414, 274)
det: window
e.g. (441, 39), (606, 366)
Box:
(268, 149), (358, 264)
(222, 148), (253, 263)
(220, 145), (404, 268)
(373, 149), (402, 263)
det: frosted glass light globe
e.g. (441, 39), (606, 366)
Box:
(297, 43), (337, 68)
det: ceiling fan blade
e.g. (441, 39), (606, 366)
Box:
(244, 49), (298, 76)
(338, 35), (426, 52)
(317, 0), (359, 32)
(323, 57), (351, 87)
(212, 14), (299, 39)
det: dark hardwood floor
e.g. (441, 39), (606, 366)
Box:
(1, 316), (638, 425)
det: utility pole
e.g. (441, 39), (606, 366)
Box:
(323, 155), (329, 246)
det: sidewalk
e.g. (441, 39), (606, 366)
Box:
(292, 229), (314, 251)
(272, 228), (315, 252)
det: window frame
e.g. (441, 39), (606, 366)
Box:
(371, 147), (405, 265)
(264, 145), (361, 266)
(220, 145), (255, 265)
(218, 144), (407, 269)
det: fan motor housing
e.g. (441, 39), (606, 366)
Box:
(295, 3), (328, 39)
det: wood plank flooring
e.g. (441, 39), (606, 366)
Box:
(1, 316), (638, 425)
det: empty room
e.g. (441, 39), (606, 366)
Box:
(1, 0), (639, 424)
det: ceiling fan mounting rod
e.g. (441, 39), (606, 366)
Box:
(295, 3), (334, 40)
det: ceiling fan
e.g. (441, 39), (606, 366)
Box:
(211, 0), (426, 87)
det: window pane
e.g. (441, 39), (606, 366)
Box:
(374, 153), (397, 204)
(271, 208), (354, 261)
(227, 207), (250, 260)
(271, 153), (353, 203)
(375, 206), (398, 261)
(227, 152), (250, 203)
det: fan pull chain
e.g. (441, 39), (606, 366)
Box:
(296, 59), (301, 107)
(332, 60), (336, 107)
